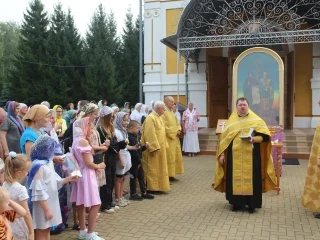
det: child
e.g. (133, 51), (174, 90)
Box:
(0, 186), (27, 240)
(127, 120), (154, 200)
(2, 152), (33, 240)
(114, 112), (132, 207)
(27, 135), (78, 240)
(71, 117), (106, 240)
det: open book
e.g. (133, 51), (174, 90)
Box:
(239, 128), (254, 140)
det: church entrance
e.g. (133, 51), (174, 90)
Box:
(207, 45), (295, 129)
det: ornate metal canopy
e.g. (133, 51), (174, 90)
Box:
(161, 0), (320, 56)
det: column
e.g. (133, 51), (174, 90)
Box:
(310, 42), (320, 128)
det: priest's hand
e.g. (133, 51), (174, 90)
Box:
(219, 155), (225, 165)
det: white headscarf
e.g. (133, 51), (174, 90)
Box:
(140, 104), (148, 117)
(187, 102), (195, 128)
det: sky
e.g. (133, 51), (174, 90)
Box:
(0, 0), (140, 36)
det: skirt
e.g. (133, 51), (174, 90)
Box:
(182, 130), (200, 153)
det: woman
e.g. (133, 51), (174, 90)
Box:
(53, 105), (67, 137)
(182, 102), (200, 157)
(112, 106), (119, 115)
(0, 101), (25, 157)
(97, 107), (126, 214)
(20, 104), (50, 157)
(18, 103), (28, 121)
(122, 102), (131, 114)
(98, 100), (107, 109)
(130, 103), (142, 124)
(63, 109), (77, 128)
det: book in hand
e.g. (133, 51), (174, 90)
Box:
(239, 128), (254, 140)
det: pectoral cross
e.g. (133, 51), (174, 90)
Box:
(219, 121), (226, 132)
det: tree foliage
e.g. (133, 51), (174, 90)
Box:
(4, 1), (143, 107)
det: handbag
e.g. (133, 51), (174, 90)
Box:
(93, 129), (105, 164)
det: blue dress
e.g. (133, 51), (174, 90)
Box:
(20, 128), (44, 153)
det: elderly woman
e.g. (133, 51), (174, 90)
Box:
(182, 102), (200, 157)
(130, 103), (142, 124)
(18, 103), (28, 121)
(0, 101), (25, 157)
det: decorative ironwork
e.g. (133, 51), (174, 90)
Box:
(180, 0), (320, 37)
(178, 29), (320, 49)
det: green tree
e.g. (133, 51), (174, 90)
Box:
(9, 0), (49, 104)
(83, 4), (122, 103)
(0, 21), (20, 104)
(118, 8), (141, 104)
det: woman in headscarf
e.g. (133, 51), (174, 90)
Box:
(66, 103), (74, 111)
(97, 107), (127, 213)
(97, 100), (107, 110)
(18, 103), (28, 121)
(27, 135), (77, 239)
(0, 101), (25, 158)
(182, 102), (200, 157)
(53, 105), (67, 137)
(63, 109), (77, 128)
(130, 103), (142, 124)
(20, 104), (50, 157)
(71, 117), (105, 240)
(122, 102), (131, 114)
(112, 106), (119, 115)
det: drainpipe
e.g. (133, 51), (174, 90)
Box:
(185, 59), (189, 104)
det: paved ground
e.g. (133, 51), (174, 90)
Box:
(52, 156), (320, 240)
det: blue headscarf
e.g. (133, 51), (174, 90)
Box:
(27, 135), (57, 213)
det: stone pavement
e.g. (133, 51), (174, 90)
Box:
(51, 156), (320, 240)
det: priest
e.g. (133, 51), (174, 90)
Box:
(161, 96), (184, 181)
(213, 97), (276, 213)
(141, 101), (170, 192)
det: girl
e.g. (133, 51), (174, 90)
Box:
(2, 152), (33, 240)
(97, 107), (127, 214)
(0, 186), (27, 240)
(114, 112), (132, 207)
(27, 135), (77, 240)
(71, 117), (106, 240)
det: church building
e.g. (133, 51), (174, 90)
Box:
(143, 0), (320, 129)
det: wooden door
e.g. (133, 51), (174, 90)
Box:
(207, 56), (229, 128)
(285, 51), (294, 129)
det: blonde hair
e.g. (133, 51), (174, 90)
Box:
(4, 154), (30, 183)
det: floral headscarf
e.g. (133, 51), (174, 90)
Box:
(7, 101), (25, 134)
(27, 135), (57, 213)
(73, 117), (90, 139)
(77, 103), (98, 120)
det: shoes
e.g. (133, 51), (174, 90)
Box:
(232, 205), (241, 212)
(115, 198), (127, 207)
(72, 224), (80, 230)
(129, 194), (143, 201)
(101, 208), (115, 214)
(142, 193), (155, 199)
(192, 153), (195, 157)
(110, 203), (120, 211)
(78, 231), (99, 240)
(122, 197), (130, 205)
(314, 212), (320, 218)
(85, 233), (105, 240)
(123, 190), (128, 195)
(169, 177), (179, 182)
(188, 153), (191, 157)
(248, 208), (256, 214)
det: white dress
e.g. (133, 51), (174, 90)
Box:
(30, 161), (63, 229)
(115, 129), (132, 175)
(2, 182), (29, 239)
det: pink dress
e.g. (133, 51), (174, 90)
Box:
(70, 137), (101, 207)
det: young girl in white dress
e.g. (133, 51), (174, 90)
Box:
(114, 112), (132, 207)
(27, 135), (78, 239)
(2, 152), (33, 240)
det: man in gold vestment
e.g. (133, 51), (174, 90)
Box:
(161, 96), (184, 180)
(302, 122), (320, 218)
(214, 97), (276, 213)
(141, 101), (170, 192)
